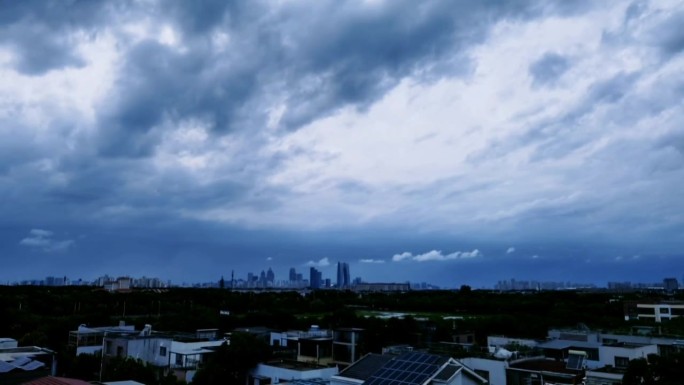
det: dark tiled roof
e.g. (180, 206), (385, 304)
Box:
(432, 364), (461, 382)
(338, 353), (394, 381)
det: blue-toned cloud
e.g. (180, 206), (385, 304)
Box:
(1, 0), (684, 285)
(360, 259), (385, 264)
(392, 249), (481, 262)
(305, 257), (330, 268)
(19, 229), (74, 252)
(529, 52), (571, 86)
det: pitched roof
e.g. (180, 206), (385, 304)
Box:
(21, 376), (92, 385)
(432, 363), (461, 382)
(337, 353), (395, 381)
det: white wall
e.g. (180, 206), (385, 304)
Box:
(599, 344), (658, 368)
(460, 357), (507, 385)
(251, 363), (338, 384)
(126, 338), (172, 367)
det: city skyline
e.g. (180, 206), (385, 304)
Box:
(1, 1), (684, 287)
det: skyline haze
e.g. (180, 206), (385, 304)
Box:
(1, 1), (684, 287)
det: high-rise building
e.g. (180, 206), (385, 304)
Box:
(337, 262), (350, 288)
(267, 268), (275, 284)
(664, 278), (679, 292)
(289, 268), (297, 282)
(310, 267), (322, 289)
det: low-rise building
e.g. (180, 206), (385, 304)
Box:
(353, 283), (410, 292)
(249, 360), (338, 385)
(634, 301), (684, 322)
(585, 367), (625, 385)
(170, 339), (227, 383)
(505, 357), (585, 385)
(68, 321), (138, 355)
(102, 325), (172, 368)
(330, 351), (486, 385)
(0, 339), (56, 385)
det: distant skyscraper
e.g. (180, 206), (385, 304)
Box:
(337, 262), (350, 288)
(310, 267), (322, 289)
(267, 268), (275, 283)
(289, 268), (297, 282)
(664, 277), (679, 292)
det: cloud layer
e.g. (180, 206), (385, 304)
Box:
(19, 229), (74, 252)
(1, 0), (683, 284)
(392, 249), (482, 262)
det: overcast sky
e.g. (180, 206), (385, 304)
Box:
(2, 0), (684, 287)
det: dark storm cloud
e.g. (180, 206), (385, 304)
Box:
(0, 0), (117, 75)
(91, 0), (585, 155)
(2, 0), (683, 285)
(529, 52), (571, 87)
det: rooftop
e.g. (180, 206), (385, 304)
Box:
(264, 360), (332, 371)
(432, 363), (461, 382)
(20, 377), (89, 385)
(538, 339), (600, 350)
(337, 353), (395, 381)
(509, 358), (583, 376)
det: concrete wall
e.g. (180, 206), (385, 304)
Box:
(125, 338), (172, 367)
(251, 363), (338, 384)
(599, 344), (658, 368)
(460, 357), (507, 385)
(487, 336), (538, 349)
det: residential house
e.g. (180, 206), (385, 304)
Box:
(330, 351), (486, 385)
(249, 360), (339, 385)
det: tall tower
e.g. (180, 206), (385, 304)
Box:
(343, 262), (350, 288)
(337, 262), (350, 288)
(310, 267), (321, 289)
(267, 268), (275, 284)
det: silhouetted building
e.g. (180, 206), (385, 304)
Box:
(336, 262), (350, 288)
(310, 267), (322, 289)
(664, 278), (679, 293)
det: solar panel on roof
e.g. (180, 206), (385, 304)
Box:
(19, 361), (45, 371)
(10, 356), (31, 367)
(363, 352), (445, 385)
(0, 361), (16, 373)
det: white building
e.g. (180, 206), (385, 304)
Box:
(103, 325), (172, 368)
(249, 361), (338, 385)
(68, 321), (137, 355)
(169, 339), (227, 383)
(635, 302), (684, 322)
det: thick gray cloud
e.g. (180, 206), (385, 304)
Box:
(1, 0), (683, 286)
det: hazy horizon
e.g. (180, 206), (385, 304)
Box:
(2, 1), (684, 288)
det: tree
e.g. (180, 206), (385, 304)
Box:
(192, 332), (271, 385)
(622, 353), (684, 385)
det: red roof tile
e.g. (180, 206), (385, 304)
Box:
(22, 376), (92, 385)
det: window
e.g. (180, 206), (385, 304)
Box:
(614, 356), (629, 368)
(160, 346), (167, 357)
